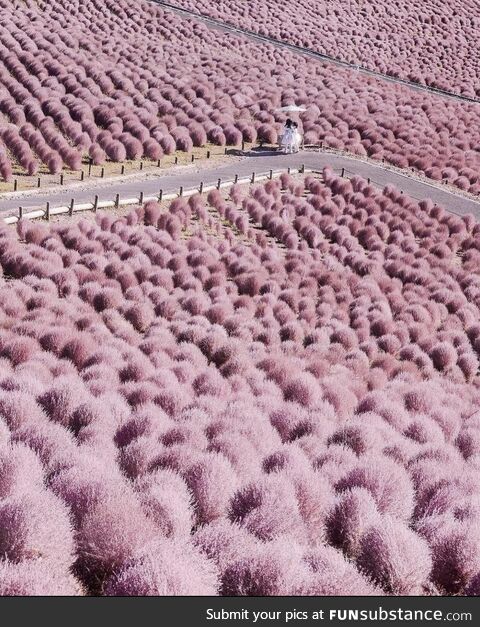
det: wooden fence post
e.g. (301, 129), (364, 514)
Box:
(251, 172), (255, 183)
(199, 182), (204, 193)
(88, 159), (92, 176)
(115, 193), (120, 208)
(139, 191), (144, 204)
(140, 161), (143, 171)
(157, 159), (161, 167)
(300, 164), (305, 173)
(179, 186), (183, 197)
(287, 167), (291, 174)
(13, 179), (17, 192)
(93, 195), (98, 212)
(69, 198), (74, 217)
(45, 202), (50, 221)
(18, 206), (22, 220)
(37, 177), (41, 188)
(341, 168), (345, 177)
(80, 171), (85, 181)
(269, 170), (273, 180)
(174, 156), (178, 165)
(217, 178), (221, 190)
(158, 189), (163, 202)
(121, 164), (125, 175)
(191, 154), (195, 162)
(101, 167), (105, 178)
(234, 174), (239, 184)
(60, 173), (64, 185)
(207, 150), (211, 159)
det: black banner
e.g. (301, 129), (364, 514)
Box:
(0, 596), (478, 626)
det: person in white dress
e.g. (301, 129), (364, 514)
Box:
(280, 118), (301, 153)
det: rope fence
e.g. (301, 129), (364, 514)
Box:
(2, 149), (227, 195)
(3, 158), (470, 226)
(332, 165), (473, 218)
(2, 165), (313, 226)
(337, 166), (432, 203)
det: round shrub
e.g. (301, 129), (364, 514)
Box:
(104, 538), (219, 595)
(357, 517), (432, 594)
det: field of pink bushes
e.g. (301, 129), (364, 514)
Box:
(1, 169), (480, 595)
(170, 0), (480, 99)
(1, 1), (480, 197)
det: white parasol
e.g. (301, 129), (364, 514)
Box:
(275, 105), (307, 112)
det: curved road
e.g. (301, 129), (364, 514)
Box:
(1, 150), (479, 219)
(152, 1), (480, 106)
(1, 3), (478, 221)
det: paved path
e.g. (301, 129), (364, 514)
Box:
(152, 1), (480, 106)
(1, 150), (479, 219)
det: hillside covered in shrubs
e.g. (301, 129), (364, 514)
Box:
(170, 0), (480, 99)
(1, 170), (480, 595)
(0, 0), (480, 196)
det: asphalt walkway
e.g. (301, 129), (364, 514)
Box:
(1, 150), (479, 219)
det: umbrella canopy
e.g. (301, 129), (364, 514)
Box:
(275, 105), (307, 112)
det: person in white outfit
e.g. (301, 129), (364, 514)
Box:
(281, 119), (295, 154)
(291, 121), (301, 153)
(280, 118), (302, 153)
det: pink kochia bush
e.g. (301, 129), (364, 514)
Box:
(1, 171), (480, 596)
(104, 539), (219, 595)
(1, 1), (480, 195)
